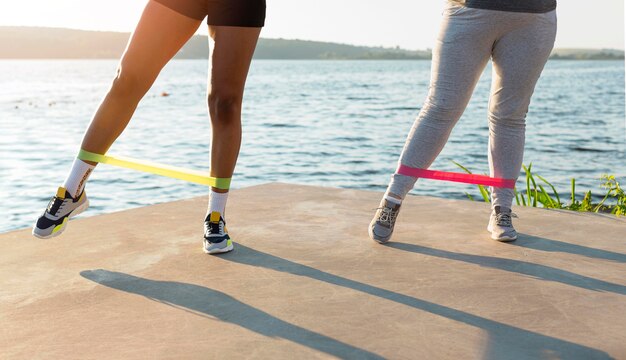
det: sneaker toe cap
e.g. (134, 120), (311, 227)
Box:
(370, 223), (393, 242)
(491, 228), (518, 241)
(35, 215), (60, 230)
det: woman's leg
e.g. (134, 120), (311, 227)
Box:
(81, 1), (202, 156)
(488, 11), (557, 210)
(33, 1), (202, 239)
(386, 6), (495, 200)
(65, 1), (202, 200)
(206, 26), (261, 190)
(202, 26), (260, 254)
(370, 5), (497, 243)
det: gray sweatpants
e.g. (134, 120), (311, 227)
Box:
(388, 4), (557, 209)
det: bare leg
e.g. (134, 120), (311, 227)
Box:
(206, 26), (261, 192)
(80, 1), (202, 163)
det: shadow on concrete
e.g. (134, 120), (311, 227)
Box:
(388, 242), (626, 296)
(222, 245), (611, 360)
(513, 234), (626, 263)
(80, 269), (384, 360)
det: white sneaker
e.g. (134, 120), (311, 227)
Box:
(368, 198), (401, 244)
(487, 206), (518, 242)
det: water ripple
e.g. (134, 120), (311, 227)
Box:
(1, 59), (624, 232)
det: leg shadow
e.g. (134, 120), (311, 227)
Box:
(80, 270), (384, 359)
(387, 242), (626, 296)
(513, 234), (626, 263)
(220, 245), (611, 360)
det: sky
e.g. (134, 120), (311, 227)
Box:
(0, 0), (624, 50)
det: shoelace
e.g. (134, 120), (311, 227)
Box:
(377, 206), (399, 227)
(495, 212), (518, 227)
(205, 220), (224, 236)
(46, 197), (66, 216)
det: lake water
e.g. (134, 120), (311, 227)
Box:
(1, 59), (624, 233)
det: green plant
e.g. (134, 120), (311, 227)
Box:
(452, 161), (490, 203)
(597, 175), (626, 216)
(452, 161), (623, 216)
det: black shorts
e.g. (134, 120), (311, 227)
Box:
(153, 0), (266, 27)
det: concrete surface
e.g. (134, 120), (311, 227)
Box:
(1, 183), (625, 359)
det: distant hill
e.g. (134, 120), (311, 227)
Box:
(550, 48), (625, 60)
(0, 27), (623, 60)
(254, 38), (431, 60)
(0, 27), (207, 59)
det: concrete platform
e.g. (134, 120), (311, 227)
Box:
(1, 183), (625, 359)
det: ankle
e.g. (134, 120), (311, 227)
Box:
(384, 191), (403, 204)
(207, 190), (229, 217)
(63, 158), (95, 199)
(493, 206), (512, 214)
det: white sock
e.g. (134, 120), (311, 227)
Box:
(384, 191), (403, 205)
(63, 158), (95, 198)
(207, 190), (229, 218)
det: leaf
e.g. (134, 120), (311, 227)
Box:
(537, 174), (561, 208)
(538, 184), (555, 208)
(452, 161), (472, 174)
(524, 164), (533, 207)
(514, 187), (521, 206)
(478, 185), (491, 203)
(452, 161), (490, 203)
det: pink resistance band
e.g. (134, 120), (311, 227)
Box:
(397, 165), (516, 189)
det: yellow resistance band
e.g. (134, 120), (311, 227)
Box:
(78, 149), (231, 190)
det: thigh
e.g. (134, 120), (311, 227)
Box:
(207, 26), (262, 97)
(119, 1), (203, 79)
(207, 0), (266, 28)
(489, 11), (557, 118)
(152, 0), (208, 21)
(427, 5), (495, 111)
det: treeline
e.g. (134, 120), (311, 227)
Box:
(254, 38), (431, 60)
(550, 48), (625, 60)
(0, 27), (623, 60)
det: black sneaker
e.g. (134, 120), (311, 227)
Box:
(33, 187), (89, 239)
(203, 211), (233, 254)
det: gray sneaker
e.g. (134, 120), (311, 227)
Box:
(33, 187), (89, 239)
(368, 198), (401, 244)
(487, 206), (518, 242)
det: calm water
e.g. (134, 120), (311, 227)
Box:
(1, 60), (624, 233)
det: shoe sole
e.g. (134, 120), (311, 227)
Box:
(203, 243), (234, 255)
(32, 200), (90, 239)
(491, 234), (518, 242)
(487, 224), (518, 242)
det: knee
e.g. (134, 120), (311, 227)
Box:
(109, 65), (150, 100)
(207, 91), (242, 124)
(488, 110), (527, 129)
(419, 99), (464, 125)
(489, 100), (529, 129)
